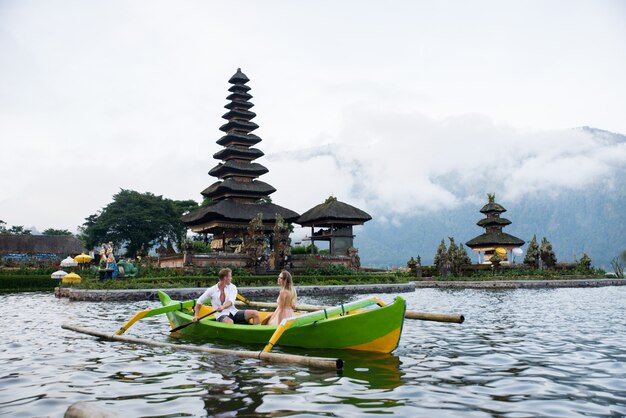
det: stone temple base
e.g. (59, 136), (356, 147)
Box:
(157, 253), (359, 273)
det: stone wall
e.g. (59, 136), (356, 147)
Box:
(158, 253), (252, 269)
(55, 282), (416, 301)
(291, 254), (352, 271)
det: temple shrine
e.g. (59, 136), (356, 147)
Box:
(465, 194), (524, 264)
(158, 69), (372, 272)
(299, 197), (371, 257)
(180, 69), (299, 269)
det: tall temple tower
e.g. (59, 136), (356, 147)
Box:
(182, 69), (299, 252)
(465, 194), (524, 264)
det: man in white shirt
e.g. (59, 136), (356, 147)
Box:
(193, 267), (260, 325)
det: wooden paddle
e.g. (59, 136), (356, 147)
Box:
(169, 309), (216, 333)
(236, 293), (252, 305)
(116, 299), (196, 335)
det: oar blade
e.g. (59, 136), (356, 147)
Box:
(116, 299), (197, 335)
(262, 319), (295, 353)
(116, 309), (150, 335)
(169, 310), (215, 333)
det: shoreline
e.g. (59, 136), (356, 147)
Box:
(53, 278), (626, 301)
(414, 278), (626, 289)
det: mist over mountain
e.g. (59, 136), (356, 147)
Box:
(354, 128), (626, 270)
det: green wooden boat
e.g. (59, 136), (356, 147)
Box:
(158, 290), (406, 353)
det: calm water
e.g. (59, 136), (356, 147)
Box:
(1, 287), (625, 417)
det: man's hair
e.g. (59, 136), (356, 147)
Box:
(218, 268), (232, 280)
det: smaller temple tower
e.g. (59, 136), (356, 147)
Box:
(465, 194), (524, 264)
(298, 196), (371, 257)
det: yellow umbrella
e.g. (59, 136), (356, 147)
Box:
(74, 253), (93, 264)
(62, 272), (82, 283)
(495, 247), (507, 256)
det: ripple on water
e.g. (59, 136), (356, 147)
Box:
(1, 288), (625, 417)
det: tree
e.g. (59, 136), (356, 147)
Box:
(441, 238), (472, 275)
(433, 239), (448, 276)
(524, 234), (540, 268)
(171, 199), (200, 250)
(43, 228), (73, 236)
(578, 253), (592, 271)
(78, 189), (198, 257)
(457, 244), (473, 273)
(447, 237), (459, 275)
(407, 257), (417, 271)
(540, 237), (557, 269)
(611, 250), (625, 278)
(0, 224), (32, 235)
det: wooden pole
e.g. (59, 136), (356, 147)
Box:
(235, 300), (465, 324)
(404, 311), (465, 323)
(62, 324), (343, 370)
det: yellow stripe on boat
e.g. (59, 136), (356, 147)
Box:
(345, 327), (402, 353)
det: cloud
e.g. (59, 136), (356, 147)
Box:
(1, 1), (625, 233)
(265, 105), (626, 219)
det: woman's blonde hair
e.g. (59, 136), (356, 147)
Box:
(280, 270), (297, 308)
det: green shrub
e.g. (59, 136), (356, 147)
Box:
(0, 275), (59, 292)
(66, 272), (411, 289)
(0, 266), (57, 276)
(301, 264), (357, 276)
(192, 240), (211, 253)
(291, 244), (319, 255)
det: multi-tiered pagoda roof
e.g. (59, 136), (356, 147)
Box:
(466, 195), (524, 249)
(182, 68), (299, 233)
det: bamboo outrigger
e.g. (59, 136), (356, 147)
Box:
(62, 324), (342, 370)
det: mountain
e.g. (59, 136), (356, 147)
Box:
(355, 128), (626, 271)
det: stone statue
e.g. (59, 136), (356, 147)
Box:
(348, 247), (361, 270)
(244, 213), (266, 266)
(272, 214), (291, 270)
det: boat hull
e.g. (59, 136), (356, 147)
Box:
(158, 291), (405, 353)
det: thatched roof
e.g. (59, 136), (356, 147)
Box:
(226, 91), (253, 102)
(222, 109), (256, 121)
(228, 68), (250, 84)
(213, 146), (263, 161)
(480, 202), (507, 214)
(182, 199), (300, 226)
(209, 161), (269, 178)
(228, 84), (251, 93)
(0, 235), (85, 254)
(217, 132), (261, 146)
(477, 217), (512, 227)
(219, 119), (259, 133)
(201, 179), (276, 198)
(466, 232), (525, 249)
(297, 199), (372, 226)
(224, 100), (254, 110)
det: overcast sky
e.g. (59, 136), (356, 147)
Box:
(1, 0), (625, 237)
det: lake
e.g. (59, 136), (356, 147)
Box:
(1, 286), (625, 417)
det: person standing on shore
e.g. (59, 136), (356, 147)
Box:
(193, 268), (260, 324)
